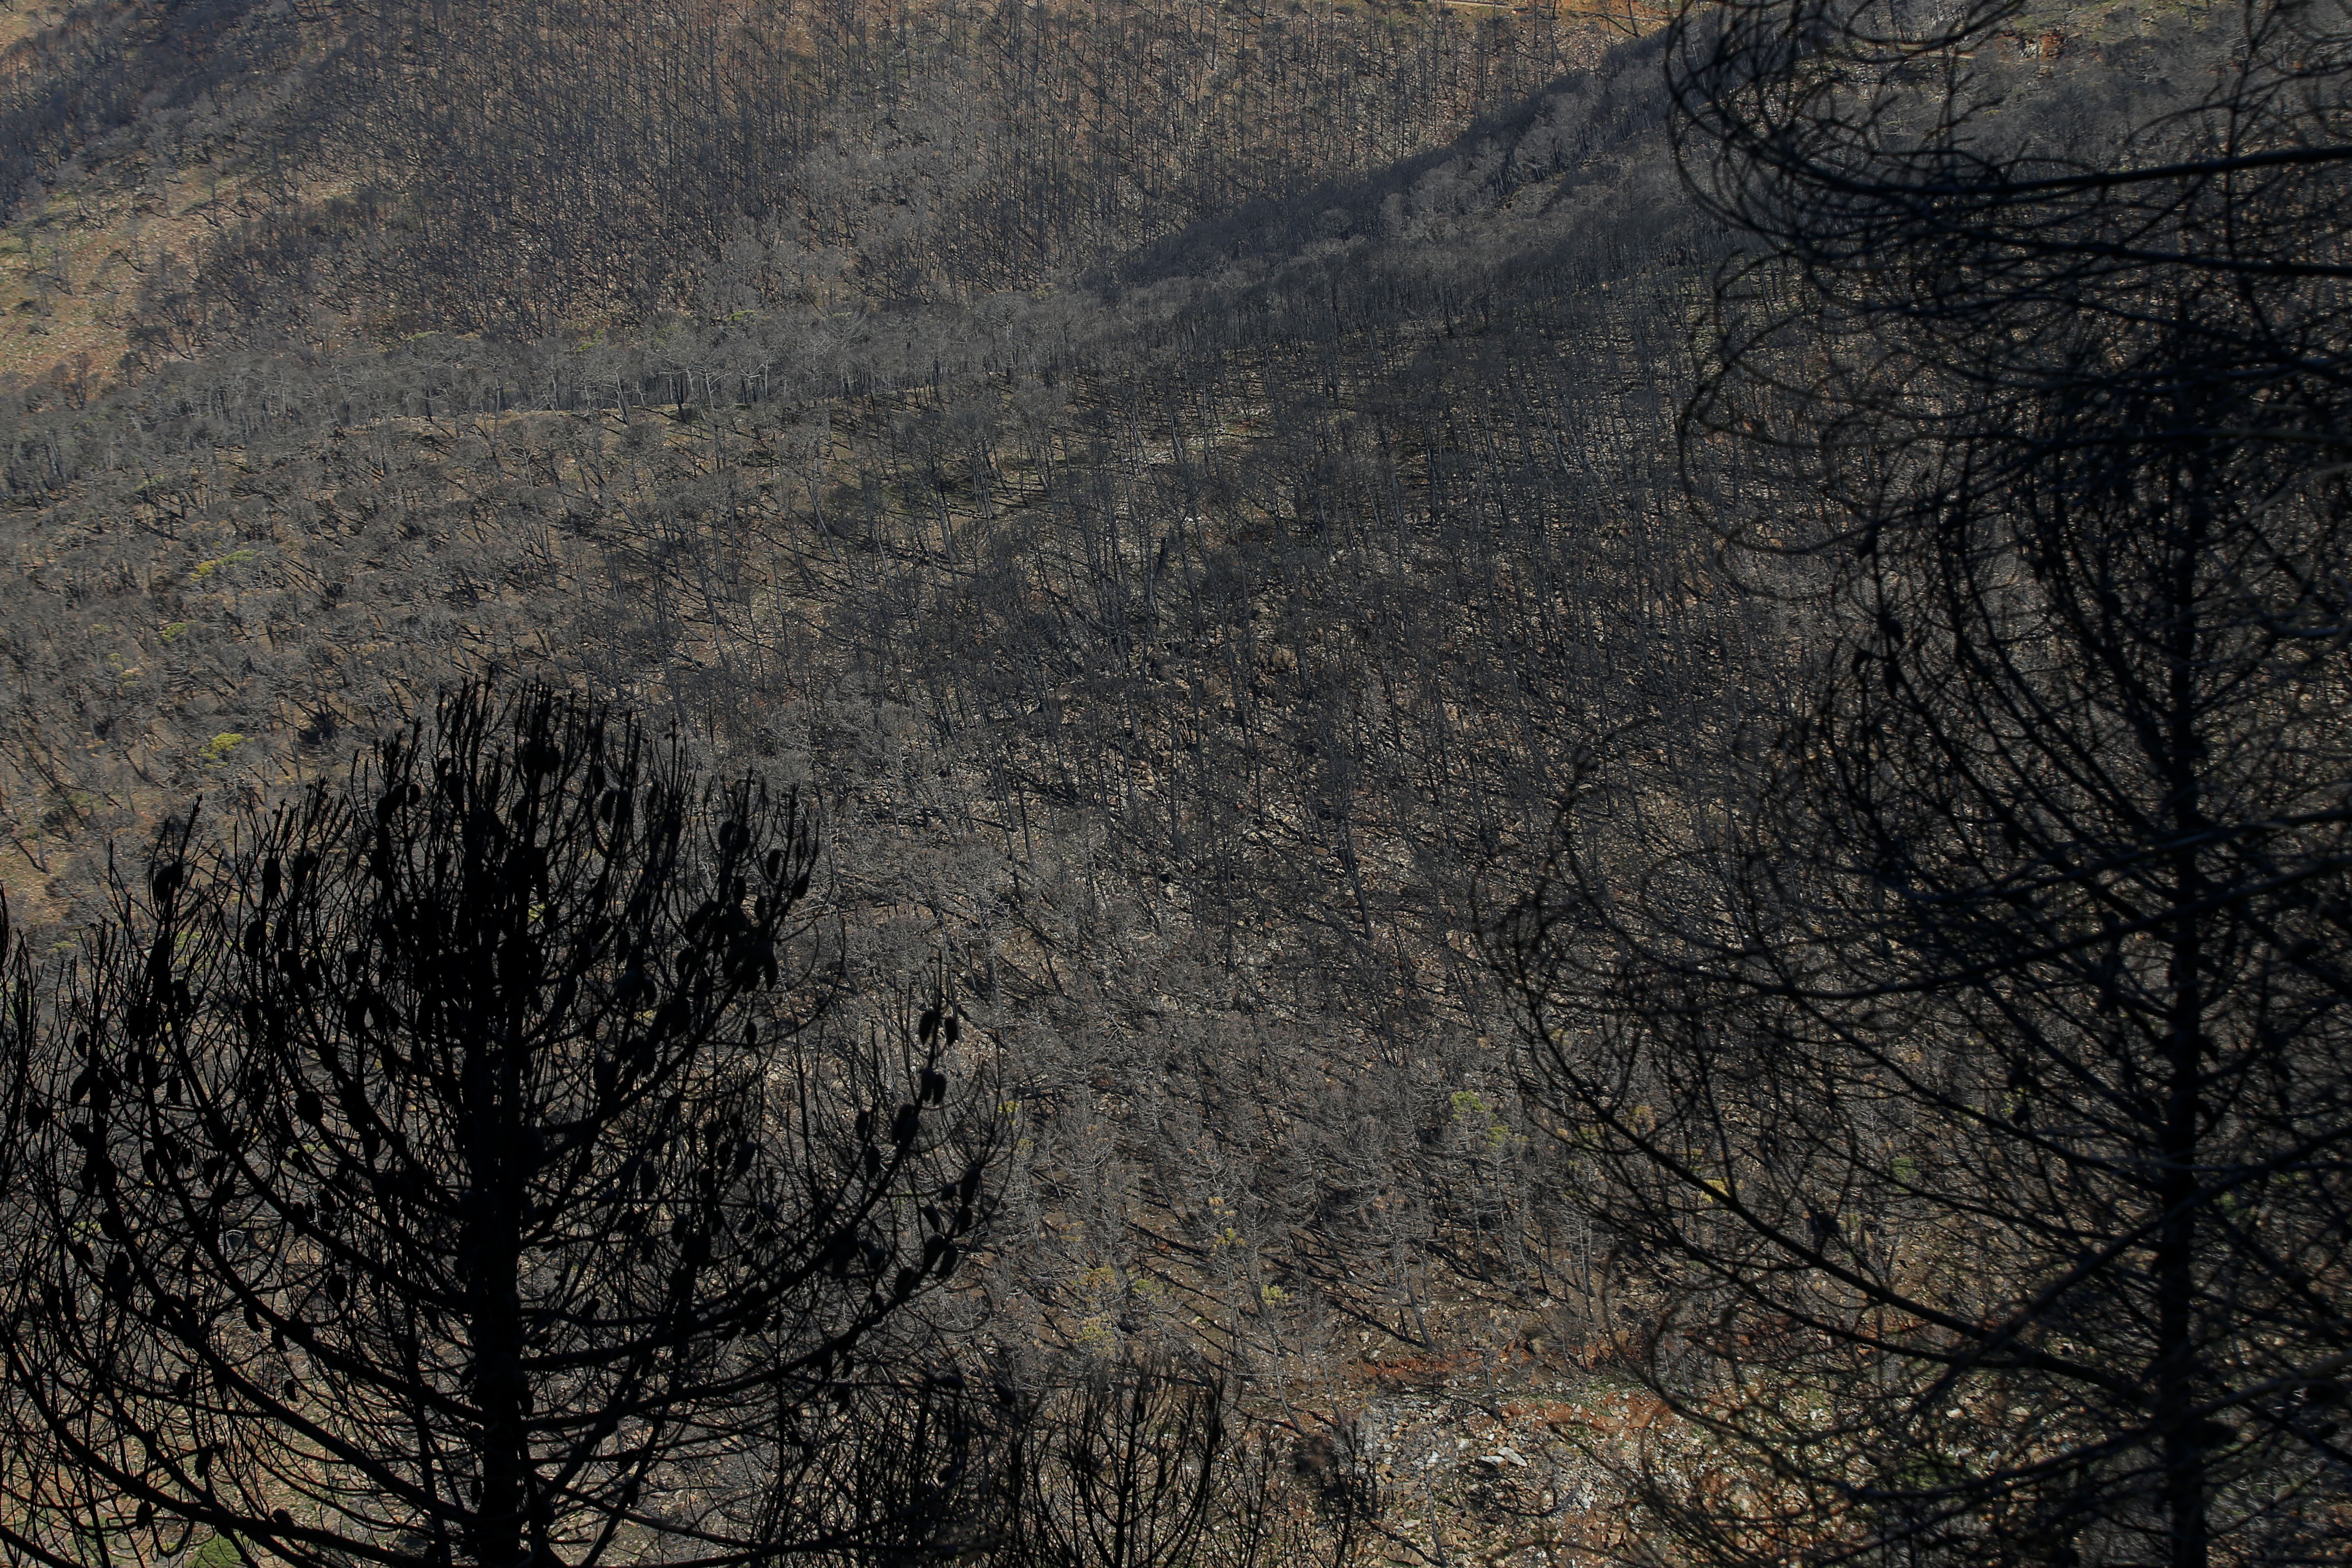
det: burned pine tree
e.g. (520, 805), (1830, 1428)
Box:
(995, 1356), (1231, 1568)
(0, 683), (996, 1568)
(1502, 0), (2352, 1564)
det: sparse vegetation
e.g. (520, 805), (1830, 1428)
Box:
(0, 0), (2346, 1563)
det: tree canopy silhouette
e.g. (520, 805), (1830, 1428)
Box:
(1503, 1), (2352, 1564)
(0, 683), (997, 1568)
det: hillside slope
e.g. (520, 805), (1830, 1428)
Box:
(0, 1), (2218, 1554)
(2, 0), (1617, 384)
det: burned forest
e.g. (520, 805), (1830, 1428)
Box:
(2, 0), (2350, 1564)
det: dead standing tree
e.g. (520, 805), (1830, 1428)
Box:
(1503, 0), (2352, 1565)
(0, 683), (997, 1568)
(994, 1357), (1229, 1568)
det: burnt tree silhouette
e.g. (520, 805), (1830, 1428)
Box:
(0, 684), (995, 1568)
(0, 890), (35, 1313)
(993, 1357), (1229, 1568)
(1503, 0), (2352, 1565)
